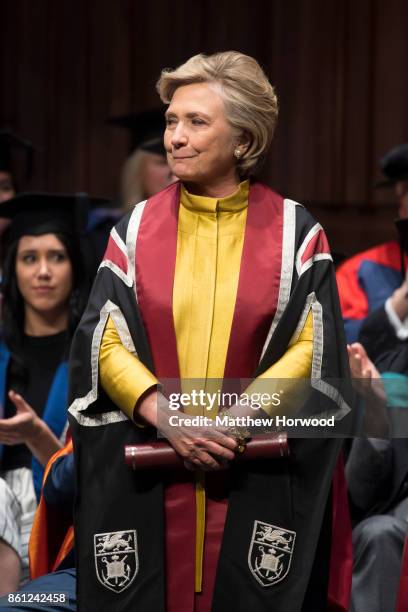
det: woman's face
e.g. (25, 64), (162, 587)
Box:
(164, 82), (239, 192)
(396, 180), (408, 219)
(0, 171), (15, 203)
(142, 152), (176, 197)
(15, 233), (73, 318)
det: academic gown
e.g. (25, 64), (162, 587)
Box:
(68, 181), (352, 611)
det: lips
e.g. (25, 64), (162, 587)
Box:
(33, 286), (54, 292)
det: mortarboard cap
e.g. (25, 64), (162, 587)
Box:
(107, 108), (166, 156)
(0, 129), (35, 184)
(375, 144), (408, 188)
(0, 192), (111, 244)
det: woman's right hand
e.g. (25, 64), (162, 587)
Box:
(160, 411), (238, 471)
(348, 342), (381, 393)
(0, 391), (38, 445)
(0, 390), (62, 465)
(135, 389), (238, 471)
(347, 343), (389, 437)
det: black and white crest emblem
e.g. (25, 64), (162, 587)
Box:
(248, 521), (296, 587)
(94, 530), (138, 593)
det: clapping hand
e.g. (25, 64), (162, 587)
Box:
(0, 391), (37, 445)
(348, 342), (388, 437)
(0, 390), (62, 465)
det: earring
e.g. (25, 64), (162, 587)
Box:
(234, 149), (242, 159)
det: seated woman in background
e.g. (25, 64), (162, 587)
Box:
(87, 110), (176, 276)
(0, 193), (89, 595)
(109, 108), (176, 211)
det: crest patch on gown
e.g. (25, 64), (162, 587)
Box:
(94, 530), (138, 593)
(248, 521), (296, 587)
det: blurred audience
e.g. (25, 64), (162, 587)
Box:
(0, 129), (35, 203)
(337, 144), (408, 342)
(0, 130), (35, 254)
(346, 340), (408, 612)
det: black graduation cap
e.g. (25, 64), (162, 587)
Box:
(107, 108), (166, 156)
(375, 144), (408, 188)
(0, 129), (35, 183)
(0, 192), (111, 244)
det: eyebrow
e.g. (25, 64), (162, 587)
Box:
(165, 110), (211, 121)
(18, 248), (67, 255)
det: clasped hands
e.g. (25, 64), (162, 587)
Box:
(136, 388), (249, 472)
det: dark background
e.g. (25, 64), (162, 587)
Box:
(1, 0), (408, 255)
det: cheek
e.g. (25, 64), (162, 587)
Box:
(15, 264), (30, 298)
(204, 134), (235, 169)
(55, 264), (74, 302)
(206, 131), (233, 157)
(164, 130), (172, 151)
(165, 153), (177, 175)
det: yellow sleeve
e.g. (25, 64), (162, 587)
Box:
(244, 310), (313, 416)
(99, 315), (158, 420)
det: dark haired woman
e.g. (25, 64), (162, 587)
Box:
(0, 193), (88, 595)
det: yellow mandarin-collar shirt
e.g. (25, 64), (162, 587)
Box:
(173, 181), (249, 382)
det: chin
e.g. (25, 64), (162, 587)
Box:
(171, 163), (198, 181)
(172, 166), (203, 182)
(30, 299), (59, 312)
(173, 172), (196, 183)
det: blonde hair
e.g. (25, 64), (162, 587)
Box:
(156, 51), (278, 176)
(120, 149), (148, 211)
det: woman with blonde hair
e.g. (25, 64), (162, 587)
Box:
(69, 51), (351, 611)
(109, 109), (176, 211)
(120, 146), (175, 211)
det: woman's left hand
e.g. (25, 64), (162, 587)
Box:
(0, 391), (38, 445)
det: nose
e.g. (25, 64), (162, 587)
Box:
(171, 122), (188, 149)
(37, 257), (52, 278)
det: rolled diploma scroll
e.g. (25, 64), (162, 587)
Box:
(125, 433), (288, 471)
